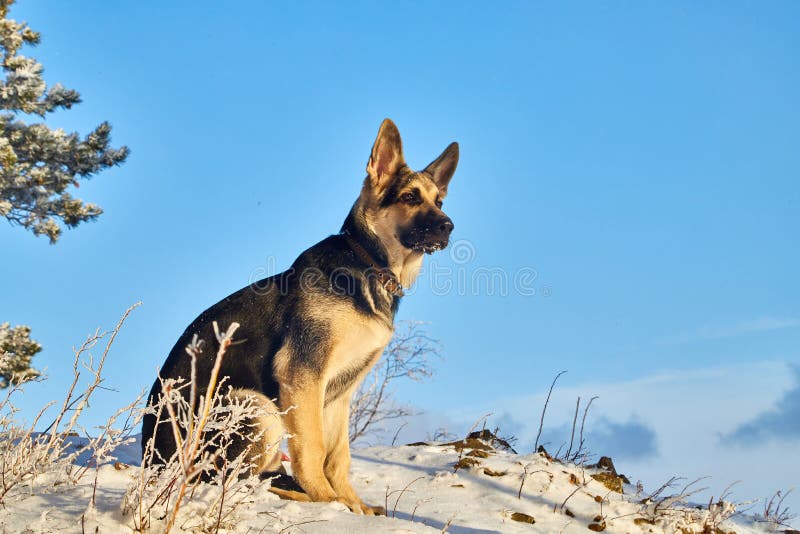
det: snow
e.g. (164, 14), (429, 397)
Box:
(0, 434), (777, 533)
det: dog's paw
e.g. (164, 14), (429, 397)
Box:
(333, 498), (384, 515)
(361, 503), (386, 516)
(334, 497), (364, 514)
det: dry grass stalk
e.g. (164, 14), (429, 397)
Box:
(534, 370), (566, 452)
(124, 321), (284, 533)
(757, 488), (796, 530)
(0, 303), (141, 505)
(349, 322), (440, 445)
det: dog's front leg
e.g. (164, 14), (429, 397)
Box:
(323, 391), (385, 515)
(280, 376), (338, 503)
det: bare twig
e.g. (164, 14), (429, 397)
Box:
(387, 476), (425, 517)
(123, 321), (281, 533)
(411, 497), (431, 522)
(517, 463), (547, 499)
(391, 421), (408, 447)
(758, 488), (796, 528)
(559, 470), (588, 512)
(565, 396), (580, 460)
(0, 303), (141, 505)
(573, 395), (598, 462)
(440, 514), (456, 533)
(534, 370), (566, 452)
(278, 519), (328, 533)
(163, 322), (238, 534)
(349, 322), (440, 444)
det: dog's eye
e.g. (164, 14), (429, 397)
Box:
(435, 199), (443, 209)
(400, 192), (420, 205)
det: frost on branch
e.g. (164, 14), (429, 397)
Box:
(0, 0), (128, 243)
(0, 303), (141, 505)
(349, 321), (441, 444)
(0, 321), (41, 388)
(125, 321), (286, 533)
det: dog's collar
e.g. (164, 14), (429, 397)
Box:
(342, 231), (405, 297)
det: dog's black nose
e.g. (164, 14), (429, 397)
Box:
(440, 218), (454, 235)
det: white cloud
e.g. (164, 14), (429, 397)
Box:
(431, 360), (800, 515)
(722, 364), (800, 445)
(666, 317), (800, 343)
(700, 317), (800, 339)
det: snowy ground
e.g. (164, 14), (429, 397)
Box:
(0, 433), (782, 534)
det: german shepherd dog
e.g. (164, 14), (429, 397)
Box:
(142, 119), (458, 515)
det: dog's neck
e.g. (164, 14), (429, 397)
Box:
(341, 207), (424, 290)
(386, 245), (424, 290)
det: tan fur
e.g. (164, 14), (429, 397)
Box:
(319, 304), (391, 507)
(322, 388), (377, 514)
(369, 209), (425, 287)
(254, 120), (456, 515)
(268, 301), (391, 514)
(228, 388), (284, 474)
(268, 487), (312, 502)
(326, 309), (393, 370)
(363, 173), (445, 288)
(280, 374), (336, 502)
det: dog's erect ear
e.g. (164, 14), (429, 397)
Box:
(423, 142), (459, 198)
(367, 119), (405, 186)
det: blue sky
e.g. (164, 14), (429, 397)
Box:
(2, 0), (799, 515)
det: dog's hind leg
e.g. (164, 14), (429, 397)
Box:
(227, 388), (285, 475)
(268, 487), (312, 502)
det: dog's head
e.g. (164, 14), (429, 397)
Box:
(360, 119), (458, 254)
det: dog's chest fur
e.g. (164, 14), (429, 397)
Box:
(322, 307), (393, 405)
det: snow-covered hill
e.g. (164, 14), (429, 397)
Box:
(0, 433), (783, 533)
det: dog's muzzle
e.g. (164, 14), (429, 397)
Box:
(409, 216), (454, 254)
